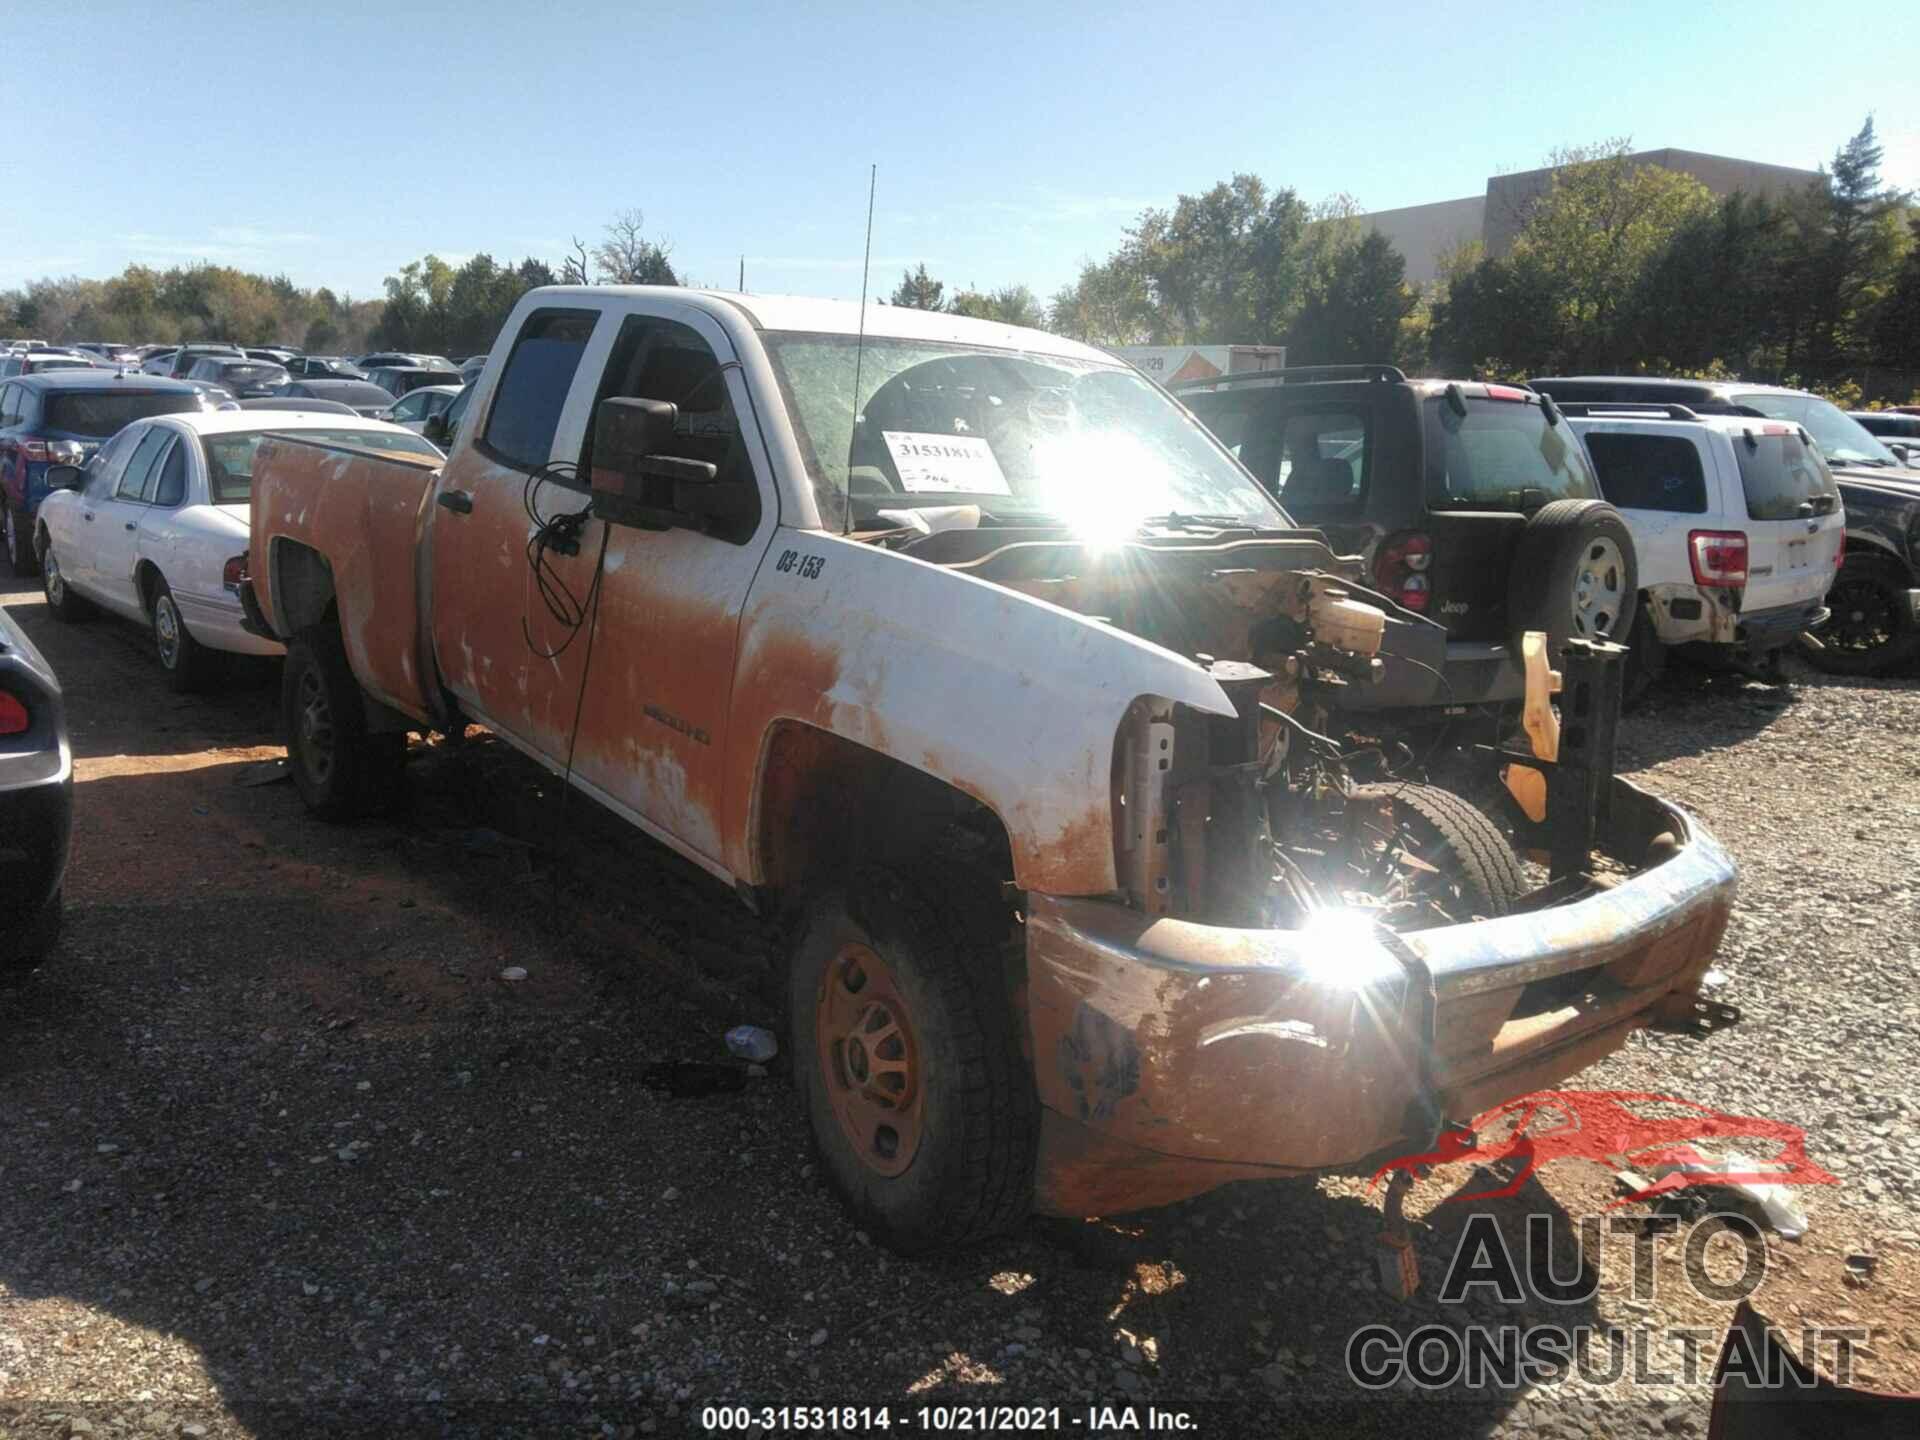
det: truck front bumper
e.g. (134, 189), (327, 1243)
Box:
(1024, 778), (1736, 1217)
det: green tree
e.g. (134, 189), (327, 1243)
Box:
(887, 263), (945, 310)
(1285, 230), (1417, 365)
(949, 284), (1043, 328)
(1872, 216), (1920, 369)
(1506, 143), (1715, 369)
(1048, 256), (1155, 345)
(1806, 117), (1906, 375)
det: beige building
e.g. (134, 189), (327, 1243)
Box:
(1361, 148), (1822, 286)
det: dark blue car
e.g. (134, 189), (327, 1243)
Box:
(0, 599), (70, 973)
(1, 371), (206, 574)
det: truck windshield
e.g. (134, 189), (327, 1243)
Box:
(1730, 392), (1901, 468)
(199, 427), (442, 504)
(763, 333), (1285, 536)
(1423, 396), (1598, 511)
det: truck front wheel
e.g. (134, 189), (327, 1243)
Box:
(282, 626), (406, 821)
(789, 864), (1037, 1253)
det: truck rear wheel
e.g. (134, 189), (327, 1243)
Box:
(1803, 556), (1920, 676)
(788, 864), (1036, 1253)
(282, 625), (406, 821)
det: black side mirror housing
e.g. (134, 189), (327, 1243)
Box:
(590, 396), (756, 539)
(46, 464), (82, 491)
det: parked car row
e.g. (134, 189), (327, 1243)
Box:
(1172, 366), (1920, 684)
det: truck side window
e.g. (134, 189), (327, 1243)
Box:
(578, 315), (761, 539)
(479, 307), (599, 472)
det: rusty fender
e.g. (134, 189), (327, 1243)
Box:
(250, 436), (443, 725)
(1024, 778), (1737, 1218)
(723, 528), (1238, 893)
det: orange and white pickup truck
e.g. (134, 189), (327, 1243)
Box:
(241, 286), (1737, 1257)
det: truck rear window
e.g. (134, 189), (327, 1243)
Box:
(1424, 397), (1597, 511)
(1732, 427), (1838, 521)
(1581, 433), (1707, 514)
(44, 391), (202, 438)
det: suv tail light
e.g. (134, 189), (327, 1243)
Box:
(1688, 530), (1749, 588)
(0, 690), (28, 736)
(223, 552), (248, 594)
(1373, 531), (1433, 612)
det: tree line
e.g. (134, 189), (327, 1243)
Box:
(4, 125), (1913, 398)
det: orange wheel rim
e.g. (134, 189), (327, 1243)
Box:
(816, 942), (924, 1177)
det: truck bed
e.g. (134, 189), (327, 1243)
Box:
(249, 435), (443, 723)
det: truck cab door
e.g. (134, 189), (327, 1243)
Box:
(429, 306), (603, 738)
(518, 306), (775, 872)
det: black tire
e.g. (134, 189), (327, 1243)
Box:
(1802, 556), (1920, 677)
(4, 502), (36, 577)
(788, 863), (1037, 1253)
(37, 535), (93, 621)
(149, 576), (223, 693)
(0, 889), (62, 981)
(1352, 782), (1527, 923)
(282, 624), (407, 821)
(1507, 500), (1638, 657)
(1621, 605), (1666, 707)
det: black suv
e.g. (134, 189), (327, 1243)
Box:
(1176, 365), (1636, 714)
(1532, 377), (1920, 675)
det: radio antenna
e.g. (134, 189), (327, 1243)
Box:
(845, 163), (876, 537)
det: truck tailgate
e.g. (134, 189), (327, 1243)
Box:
(250, 436), (442, 722)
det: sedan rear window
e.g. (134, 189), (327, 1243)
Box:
(1732, 426), (1838, 521)
(44, 390), (202, 438)
(199, 427), (443, 504)
(1424, 396), (1596, 510)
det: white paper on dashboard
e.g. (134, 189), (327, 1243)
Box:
(881, 430), (1012, 495)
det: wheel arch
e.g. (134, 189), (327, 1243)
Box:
(749, 720), (1016, 907)
(268, 536), (339, 637)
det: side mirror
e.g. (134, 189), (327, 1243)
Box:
(46, 464), (82, 491)
(421, 412), (449, 444)
(589, 396), (758, 538)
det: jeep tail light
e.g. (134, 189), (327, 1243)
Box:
(0, 690), (27, 736)
(1374, 531), (1433, 612)
(223, 552), (248, 594)
(1688, 530), (1748, 588)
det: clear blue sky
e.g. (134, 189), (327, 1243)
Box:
(5, 0), (1914, 303)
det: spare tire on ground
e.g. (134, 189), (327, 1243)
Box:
(1506, 499), (1638, 657)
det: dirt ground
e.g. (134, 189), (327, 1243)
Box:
(2, 572), (1916, 1440)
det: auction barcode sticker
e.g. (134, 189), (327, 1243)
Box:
(881, 430), (1011, 495)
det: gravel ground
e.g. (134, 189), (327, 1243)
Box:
(2, 573), (1916, 1440)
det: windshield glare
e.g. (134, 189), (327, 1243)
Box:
(1731, 392), (1901, 467)
(763, 334), (1284, 536)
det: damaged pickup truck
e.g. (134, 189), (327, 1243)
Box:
(239, 288), (1737, 1257)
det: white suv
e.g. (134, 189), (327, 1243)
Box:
(1561, 403), (1844, 694)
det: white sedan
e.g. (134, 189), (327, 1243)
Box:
(33, 409), (442, 690)
(378, 383), (463, 434)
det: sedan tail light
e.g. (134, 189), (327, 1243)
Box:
(223, 552), (248, 594)
(1373, 530), (1433, 612)
(1688, 530), (1749, 588)
(0, 690), (28, 736)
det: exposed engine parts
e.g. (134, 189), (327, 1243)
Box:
(1116, 574), (1524, 935)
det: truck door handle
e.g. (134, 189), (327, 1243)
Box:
(436, 489), (474, 515)
(124, 521), (137, 531)
(83, 511), (94, 522)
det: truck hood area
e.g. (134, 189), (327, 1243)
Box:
(869, 523), (1449, 706)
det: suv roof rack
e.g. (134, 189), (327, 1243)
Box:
(1555, 401), (1701, 421)
(1171, 363), (1406, 390)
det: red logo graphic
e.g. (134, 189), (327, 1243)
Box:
(1372, 1090), (1839, 1205)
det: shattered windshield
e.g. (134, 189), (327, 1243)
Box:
(763, 333), (1286, 536)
